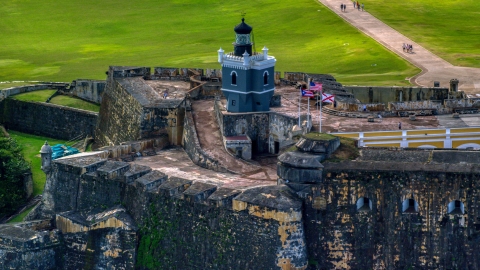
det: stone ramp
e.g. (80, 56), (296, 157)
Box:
(190, 99), (277, 181)
(318, 0), (480, 95)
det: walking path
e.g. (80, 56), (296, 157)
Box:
(318, 0), (480, 95)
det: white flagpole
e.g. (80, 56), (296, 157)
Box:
(298, 86), (301, 127)
(307, 79), (311, 129)
(320, 92), (322, 133)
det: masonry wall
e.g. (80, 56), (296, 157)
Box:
(0, 99), (98, 140)
(344, 86), (449, 104)
(95, 78), (144, 146)
(303, 161), (480, 270)
(69, 79), (105, 104)
(27, 156), (307, 269)
(214, 100), (270, 154)
(182, 110), (229, 172)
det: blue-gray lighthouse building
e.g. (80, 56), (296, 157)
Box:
(218, 18), (276, 113)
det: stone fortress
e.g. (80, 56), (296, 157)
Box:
(1, 19), (480, 269)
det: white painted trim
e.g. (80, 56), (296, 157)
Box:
(221, 88), (275, 95)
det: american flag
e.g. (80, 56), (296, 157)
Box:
(309, 81), (323, 91)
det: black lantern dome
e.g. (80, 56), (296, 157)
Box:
(233, 18), (253, 56)
(234, 18), (252, 34)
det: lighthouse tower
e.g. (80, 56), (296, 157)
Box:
(218, 18), (276, 113)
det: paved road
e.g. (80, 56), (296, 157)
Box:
(318, 0), (480, 95)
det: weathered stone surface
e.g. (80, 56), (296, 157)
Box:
(57, 206), (137, 270)
(183, 182), (217, 204)
(278, 151), (324, 169)
(0, 222), (61, 270)
(295, 136), (340, 156)
(134, 170), (167, 191)
(0, 99), (98, 140)
(158, 177), (193, 198)
(207, 187), (241, 209)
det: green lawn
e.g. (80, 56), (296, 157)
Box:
(11, 89), (56, 102)
(8, 131), (65, 196)
(7, 205), (36, 224)
(361, 0), (480, 68)
(0, 0), (419, 86)
(50, 95), (100, 112)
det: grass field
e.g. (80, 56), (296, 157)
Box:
(362, 0), (480, 68)
(8, 131), (65, 196)
(50, 95), (100, 112)
(0, 0), (420, 86)
(11, 89), (56, 102)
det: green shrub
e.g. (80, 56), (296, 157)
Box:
(0, 137), (30, 217)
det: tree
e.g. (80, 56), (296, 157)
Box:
(0, 137), (31, 217)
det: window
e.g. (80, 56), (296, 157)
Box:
(263, 71), (268, 85)
(448, 200), (464, 215)
(231, 99), (236, 106)
(356, 197), (372, 212)
(402, 198), (419, 214)
(231, 72), (237, 85)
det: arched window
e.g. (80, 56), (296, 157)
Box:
(263, 71), (268, 85)
(356, 197), (372, 212)
(448, 200), (464, 215)
(402, 198), (419, 214)
(231, 71), (237, 85)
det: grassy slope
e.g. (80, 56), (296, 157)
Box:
(8, 131), (64, 196)
(11, 89), (56, 102)
(0, 0), (417, 86)
(50, 95), (100, 112)
(361, 0), (480, 68)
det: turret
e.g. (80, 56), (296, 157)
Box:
(233, 18), (253, 57)
(40, 141), (53, 173)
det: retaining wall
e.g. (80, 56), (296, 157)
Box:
(0, 99), (97, 140)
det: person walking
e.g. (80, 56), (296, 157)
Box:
(357, 1), (360, 10)
(353, 0), (356, 8)
(398, 122), (402, 129)
(361, 3), (364, 11)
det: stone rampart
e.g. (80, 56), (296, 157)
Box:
(182, 109), (230, 173)
(67, 79), (105, 104)
(0, 82), (68, 100)
(0, 99), (98, 140)
(0, 221), (61, 269)
(344, 86), (449, 104)
(24, 154), (308, 269)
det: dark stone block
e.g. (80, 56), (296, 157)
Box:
(234, 185), (302, 211)
(134, 170), (168, 191)
(183, 182), (217, 204)
(96, 161), (130, 180)
(207, 187), (241, 209)
(158, 177), (193, 198)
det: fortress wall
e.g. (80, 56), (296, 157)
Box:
(304, 164), (480, 269)
(95, 78), (144, 146)
(135, 184), (307, 270)
(444, 98), (480, 108)
(344, 86), (449, 104)
(0, 82), (68, 100)
(0, 99), (97, 140)
(182, 110), (229, 172)
(27, 155), (308, 269)
(68, 79), (105, 104)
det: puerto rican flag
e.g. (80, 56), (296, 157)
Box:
(309, 81), (323, 91)
(301, 88), (314, 97)
(322, 93), (335, 103)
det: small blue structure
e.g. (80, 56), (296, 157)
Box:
(51, 144), (80, 160)
(218, 18), (277, 113)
